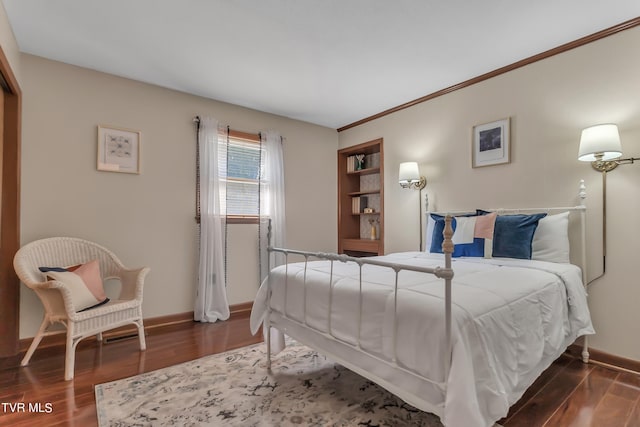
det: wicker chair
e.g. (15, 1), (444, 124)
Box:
(13, 237), (150, 380)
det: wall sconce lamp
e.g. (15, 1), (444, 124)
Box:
(578, 124), (638, 172)
(399, 162), (427, 251)
(399, 161), (426, 190)
(578, 123), (639, 276)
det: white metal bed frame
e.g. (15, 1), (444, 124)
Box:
(260, 181), (589, 421)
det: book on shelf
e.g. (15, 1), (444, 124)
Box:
(346, 154), (368, 172)
(351, 195), (368, 214)
(364, 152), (380, 169)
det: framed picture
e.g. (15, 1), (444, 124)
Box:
(472, 118), (510, 168)
(97, 125), (141, 174)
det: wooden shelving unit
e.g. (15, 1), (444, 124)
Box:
(337, 138), (384, 256)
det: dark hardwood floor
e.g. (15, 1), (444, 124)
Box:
(0, 315), (638, 426)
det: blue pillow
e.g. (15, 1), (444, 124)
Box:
(491, 213), (547, 259)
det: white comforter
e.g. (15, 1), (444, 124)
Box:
(250, 252), (594, 427)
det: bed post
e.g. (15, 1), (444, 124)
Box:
(265, 219), (273, 370)
(442, 215), (454, 379)
(578, 180), (590, 363)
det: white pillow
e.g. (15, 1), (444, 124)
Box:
(532, 212), (570, 263)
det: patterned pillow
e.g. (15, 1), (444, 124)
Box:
(39, 259), (109, 312)
(430, 212), (497, 257)
(425, 212), (473, 252)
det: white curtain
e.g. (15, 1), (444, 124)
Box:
(259, 130), (286, 352)
(259, 130), (287, 280)
(194, 117), (230, 322)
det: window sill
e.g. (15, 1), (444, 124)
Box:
(227, 216), (259, 225)
(195, 216), (260, 225)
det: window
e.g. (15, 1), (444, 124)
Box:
(195, 127), (264, 225)
(223, 131), (262, 222)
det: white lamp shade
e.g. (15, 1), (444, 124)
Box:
(578, 124), (622, 162)
(399, 161), (420, 183)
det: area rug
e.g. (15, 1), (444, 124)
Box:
(95, 339), (445, 426)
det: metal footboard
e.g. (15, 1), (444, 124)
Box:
(263, 215), (455, 385)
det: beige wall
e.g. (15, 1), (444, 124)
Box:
(339, 27), (640, 361)
(13, 17), (640, 362)
(0, 2), (20, 84)
(19, 54), (337, 338)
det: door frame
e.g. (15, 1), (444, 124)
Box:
(0, 44), (22, 358)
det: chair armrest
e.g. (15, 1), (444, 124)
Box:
(117, 266), (150, 301)
(26, 280), (65, 291)
(29, 279), (81, 315)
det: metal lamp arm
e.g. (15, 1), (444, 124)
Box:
(591, 156), (640, 172)
(615, 156), (640, 165)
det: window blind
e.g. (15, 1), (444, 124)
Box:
(221, 137), (262, 216)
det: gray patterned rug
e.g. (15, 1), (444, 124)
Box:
(95, 340), (445, 426)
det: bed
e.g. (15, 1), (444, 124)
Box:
(250, 188), (595, 427)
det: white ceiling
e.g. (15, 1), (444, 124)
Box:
(3, 1), (640, 129)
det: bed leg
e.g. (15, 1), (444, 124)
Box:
(265, 320), (272, 370)
(582, 336), (590, 363)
